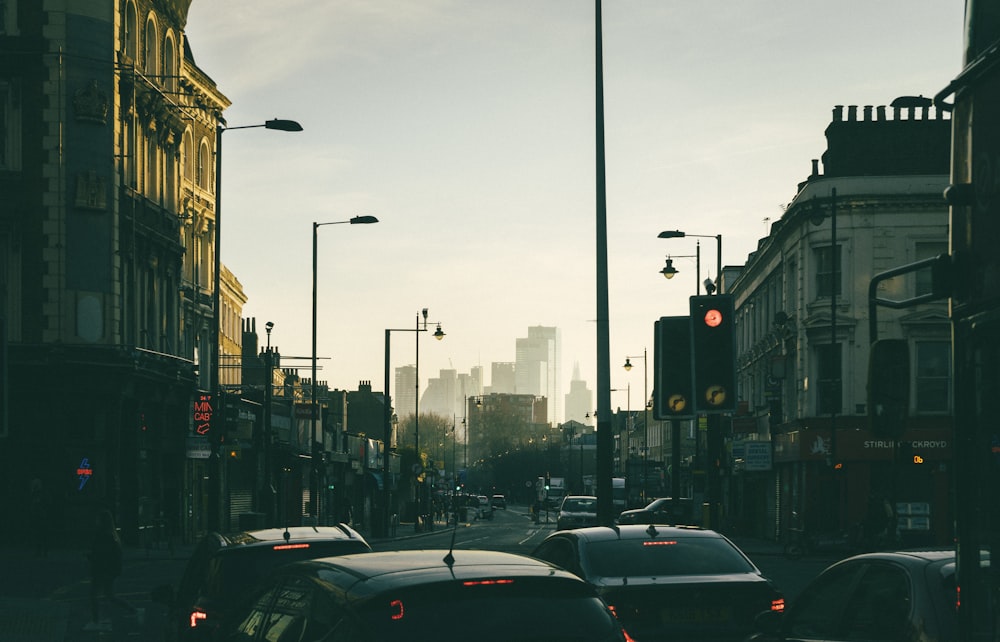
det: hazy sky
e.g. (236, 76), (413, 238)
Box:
(183, 1), (963, 409)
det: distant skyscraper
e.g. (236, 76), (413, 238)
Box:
(487, 362), (515, 394)
(394, 364), (417, 419)
(515, 326), (561, 423)
(564, 363), (593, 426)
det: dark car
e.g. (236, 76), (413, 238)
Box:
(212, 549), (630, 641)
(152, 525), (370, 640)
(532, 524), (784, 641)
(616, 497), (696, 526)
(746, 549), (974, 642)
(557, 495), (599, 530)
(490, 494), (507, 509)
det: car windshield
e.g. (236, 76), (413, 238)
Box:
(585, 536), (755, 577)
(563, 498), (597, 512)
(357, 577), (622, 641)
(204, 540), (370, 601)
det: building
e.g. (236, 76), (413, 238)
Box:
(0, 1), (239, 543)
(564, 363), (593, 425)
(727, 101), (953, 545)
(487, 361), (515, 394)
(515, 326), (561, 423)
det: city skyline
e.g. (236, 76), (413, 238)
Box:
(183, 1), (962, 399)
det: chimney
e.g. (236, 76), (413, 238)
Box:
(833, 105), (844, 122)
(863, 105), (873, 121)
(876, 105), (887, 121)
(847, 105), (858, 121)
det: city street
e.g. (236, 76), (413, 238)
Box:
(1, 503), (839, 641)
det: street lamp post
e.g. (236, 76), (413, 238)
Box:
(381, 312), (445, 536)
(311, 215), (378, 525)
(262, 321), (275, 524)
(209, 118), (301, 532)
(624, 349), (649, 502)
(658, 231), (723, 294)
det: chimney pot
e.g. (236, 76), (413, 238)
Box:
(847, 105), (858, 121)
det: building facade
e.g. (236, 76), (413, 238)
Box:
(727, 102), (953, 545)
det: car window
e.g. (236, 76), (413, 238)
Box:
(534, 538), (581, 575)
(584, 536), (755, 578)
(842, 563), (911, 640)
(785, 563), (864, 638)
(563, 498), (597, 512)
(356, 577), (622, 641)
(204, 541), (370, 601)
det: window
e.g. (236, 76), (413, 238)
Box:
(0, 80), (21, 171)
(916, 341), (950, 412)
(144, 18), (158, 76)
(163, 35), (176, 93)
(197, 140), (209, 188)
(815, 244), (842, 298)
(915, 241), (948, 297)
(816, 343), (841, 415)
(0, 0), (17, 35)
(123, 2), (137, 58)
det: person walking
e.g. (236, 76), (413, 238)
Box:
(85, 509), (141, 631)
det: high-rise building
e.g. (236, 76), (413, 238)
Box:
(515, 326), (561, 423)
(393, 364), (417, 419)
(487, 362), (515, 394)
(564, 363), (593, 425)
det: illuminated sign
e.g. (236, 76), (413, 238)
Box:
(193, 394), (214, 435)
(76, 457), (93, 490)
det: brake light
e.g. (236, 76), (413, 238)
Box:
(189, 610), (207, 628)
(642, 540), (678, 546)
(771, 598), (785, 612)
(272, 543), (310, 551)
(390, 599), (404, 620)
(461, 579), (514, 586)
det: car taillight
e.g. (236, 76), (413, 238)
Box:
(189, 609), (208, 628)
(461, 579), (514, 586)
(272, 543), (310, 551)
(771, 598), (785, 612)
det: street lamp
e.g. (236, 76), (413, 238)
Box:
(658, 230), (723, 294)
(381, 311), (445, 536)
(623, 349), (649, 502)
(209, 118), (301, 531)
(311, 215), (378, 524)
(660, 251), (701, 293)
(262, 321), (275, 523)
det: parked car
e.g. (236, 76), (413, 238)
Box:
(532, 524), (784, 641)
(151, 525), (370, 641)
(210, 549), (631, 641)
(616, 496), (696, 526)
(490, 494), (507, 509)
(746, 549), (972, 641)
(557, 495), (599, 530)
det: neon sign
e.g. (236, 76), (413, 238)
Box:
(194, 394), (213, 435)
(76, 458), (93, 490)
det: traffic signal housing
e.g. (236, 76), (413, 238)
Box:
(689, 295), (737, 413)
(654, 316), (695, 419)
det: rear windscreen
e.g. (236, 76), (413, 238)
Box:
(358, 578), (622, 641)
(586, 537), (755, 577)
(204, 541), (370, 601)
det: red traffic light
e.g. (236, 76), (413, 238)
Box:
(703, 308), (723, 328)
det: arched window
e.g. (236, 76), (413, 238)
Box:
(163, 33), (176, 92)
(144, 17), (158, 76)
(197, 139), (210, 189)
(123, 2), (138, 59)
(182, 129), (193, 182)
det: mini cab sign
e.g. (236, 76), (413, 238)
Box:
(194, 393), (214, 436)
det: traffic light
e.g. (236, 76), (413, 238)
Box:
(868, 339), (909, 438)
(689, 295), (737, 413)
(654, 316), (695, 419)
(545, 474), (551, 490)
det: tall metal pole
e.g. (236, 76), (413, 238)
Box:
(830, 187), (839, 528)
(382, 329), (392, 537)
(642, 348), (648, 502)
(415, 311), (423, 530)
(594, 0), (613, 527)
(208, 124), (225, 532)
(311, 223), (320, 523)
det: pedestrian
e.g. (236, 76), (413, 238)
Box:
(85, 509), (141, 631)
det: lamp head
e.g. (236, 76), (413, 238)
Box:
(265, 118), (303, 132)
(623, 358), (633, 371)
(658, 230), (686, 239)
(350, 215), (379, 225)
(660, 257), (678, 279)
(433, 324), (445, 340)
(265, 321), (274, 333)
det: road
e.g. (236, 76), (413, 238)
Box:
(1, 502), (839, 640)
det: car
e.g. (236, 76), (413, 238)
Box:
(151, 525), (371, 640)
(532, 524), (784, 641)
(490, 494), (507, 509)
(557, 495), (599, 530)
(476, 495), (493, 519)
(211, 549), (631, 641)
(616, 496), (696, 526)
(746, 549), (975, 641)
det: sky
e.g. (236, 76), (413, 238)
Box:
(182, 1), (964, 413)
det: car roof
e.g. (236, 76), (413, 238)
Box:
(291, 549), (578, 598)
(209, 525), (368, 549)
(547, 523), (714, 542)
